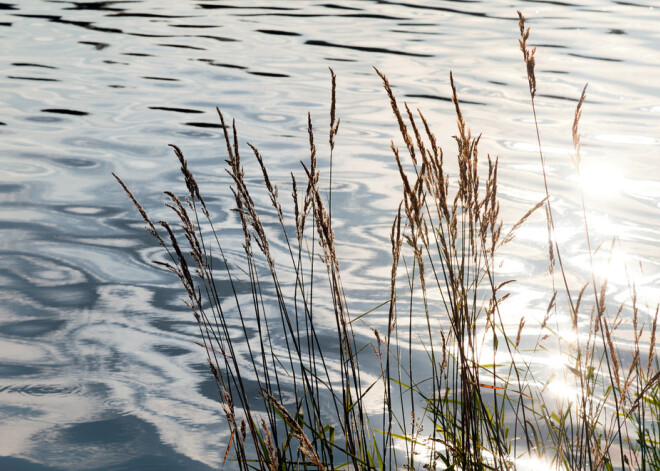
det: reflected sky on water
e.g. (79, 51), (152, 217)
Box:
(0, 0), (659, 469)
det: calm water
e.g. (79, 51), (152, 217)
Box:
(1, 0), (659, 469)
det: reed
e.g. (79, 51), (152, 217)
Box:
(115, 12), (659, 471)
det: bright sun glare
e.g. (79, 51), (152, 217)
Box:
(576, 161), (625, 199)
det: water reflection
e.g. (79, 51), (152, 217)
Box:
(0, 282), (228, 469)
(1, 0), (659, 469)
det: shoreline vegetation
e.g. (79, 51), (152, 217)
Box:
(115, 12), (659, 470)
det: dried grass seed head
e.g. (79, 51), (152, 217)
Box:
(113, 173), (166, 246)
(517, 11), (537, 99)
(571, 83), (588, 172)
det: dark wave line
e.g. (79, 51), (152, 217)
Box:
(157, 43), (206, 50)
(236, 12), (406, 20)
(537, 94), (580, 103)
(613, 0), (648, 6)
(248, 71), (289, 78)
(237, 13), (328, 17)
(197, 4), (298, 10)
(521, 0), (580, 6)
(320, 3), (364, 10)
(194, 34), (238, 42)
(257, 29), (301, 36)
(568, 52), (622, 62)
(108, 12), (196, 18)
(41, 109), (89, 116)
(306, 39), (432, 57)
(534, 43), (568, 48)
(379, 0), (518, 20)
(375, 0), (489, 18)
(142, 76), (180, 82)
(184, 122), (224, 128)
(12, 13), (124, 34)
(341, 13), (407, 20)
(12, 62), (57, 69)
(405, 94), (486, 105)
(128, 32), (177, 38)
(198, 59), (247, 69)
(79, 41), (110, 50)
(169, 24), (219, 28)
(63, 1), (126, 12)
(8, 76), (59, 82)
(149, 107), (204, 114)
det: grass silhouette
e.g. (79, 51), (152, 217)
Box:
(115, 12), (659, 471)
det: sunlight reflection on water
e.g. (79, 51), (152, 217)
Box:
(577, 162), (625, 200)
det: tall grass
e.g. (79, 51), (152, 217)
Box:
(115, 12), (659, 471)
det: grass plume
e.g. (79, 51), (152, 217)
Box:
(116, 15), (659, 471)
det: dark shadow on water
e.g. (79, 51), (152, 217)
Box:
(193, 363), (221, 402)
(0, 363), (44, 377)
(52, 157), (99, 168)
(0, 183), (23, 193)
(153, 344), (192, 357)
(26, 116), (63, 123)
(0, 319), (66, 338)
(0, 457), (61, 471)
(0, 415), (218, 471)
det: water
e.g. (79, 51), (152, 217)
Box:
(1, 1), (659, 469)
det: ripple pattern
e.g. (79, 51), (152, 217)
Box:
(1, 0), (659, 469)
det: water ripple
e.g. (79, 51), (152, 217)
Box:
(1, 0), (659, 468)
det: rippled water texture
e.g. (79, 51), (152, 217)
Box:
(1, 0), (659, 469)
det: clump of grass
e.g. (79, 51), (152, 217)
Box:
(117, 78), (377, 470)
(116, 12), (660, 471)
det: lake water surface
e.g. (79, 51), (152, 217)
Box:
(1, 1), (659, 469)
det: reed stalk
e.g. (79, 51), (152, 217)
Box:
(115, 13), (659, 470)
